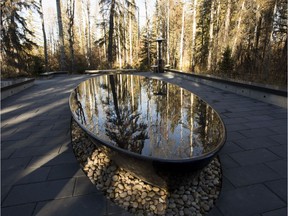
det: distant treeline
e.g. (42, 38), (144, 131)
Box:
(1, 0), (287, 87)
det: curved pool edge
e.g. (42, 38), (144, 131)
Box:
(69, 73), (227, 188)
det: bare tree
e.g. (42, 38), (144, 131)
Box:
(56, 0), (66, 70)
(207, 1), (214, 71)
(39, 0), (48, 71)
(67, 0), (75, 73)
(191, 0), (198, 71)
(179, 2), (185, 70)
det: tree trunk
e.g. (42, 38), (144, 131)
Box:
(145, 0), (150, 66)
(102, 13), (107, 61)
(39, 0), (48, 71)
(124, 13), (128, 65)
(213, 0), (221, 68)
(263, 0), (278, 80)
(166, 0), (170, 65)
(207, 1), (215, 71)
(108, 0), (116, 66)
(67, 0), (75, 73)
(179, 3), (185, 70)
(56, 0), (65, 70)
(117, 16), (122, 68)
(223, 0), (231, 45)
(87, 0), (91, 67)
(191, 0), (198, 71)
(232, 0), (245, 54)
(129, 4), (133, 66)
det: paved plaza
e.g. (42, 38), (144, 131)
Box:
(1, 73), (287, 216)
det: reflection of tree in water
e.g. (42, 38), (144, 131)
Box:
(105, 75), (148, 154)
(105, 106), (148, 154)
(74, 88), (86, 125)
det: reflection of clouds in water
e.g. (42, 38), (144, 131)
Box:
(70, 74), (225, 160)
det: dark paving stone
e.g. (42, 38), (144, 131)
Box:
(1, 186), (11, 202)
(265, 179), (287, 202)
(14, 124), (53, 134)
(223, 164), (281, 187)
(1, 137), (46, 150)
(265, 160), (287, 178)
(229, 148), (280, 166)
(41, 134), (71, 147)
(269, 134), (287, 145)
(33, 194), (106, 216)
(2, 167), (51, 187)
(267, 145), (287, 159)
(244, 115), (275, 121)
(238, 128), (276, 138)
(3, 178), (75, 206)
(27, 128), (69, 138)
(1, 127), (18, 137)
(221, 177), (236, 192)
(226, 131), (246, 141)
(27, 115), (61, 122)
(27, 151), (77, 168)
(220, 154), (240, 168)
(225, 123), (249, 132)
(1, 203), (36, 216)
(73, 176), (99, 196)
(11, 145), (60, 158)
(38, 119), (61, 126)
(1, 157), (31, 171)
(1, 132), (31, 141)
(244, 119), (286, 129)
(1, 148), (15, 159)
(216, 184), (286, 216)
(223, 117), (249, 125)
(223, 111), (252, 118)
(207, 207), (224, 216)
(220, 141), (243, 154)
(48, 164), (85, 180)
(10, 121), (41, 129)
(234, 137), (281, 150)
(51, 121), (71, 131)
(270, 125), (288, 135)
(262, 207), (287, 216)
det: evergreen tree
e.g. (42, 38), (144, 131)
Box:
(1, 0), (39, 76)
(139, 29), (156, 70)
(219, 46), (234, 76)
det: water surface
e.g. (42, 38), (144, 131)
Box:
(70, 74), (225, 160)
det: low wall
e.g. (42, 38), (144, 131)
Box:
(85, 69), (137, 74)
(1, 78), (35, 100)
(165, 69), (287, 108)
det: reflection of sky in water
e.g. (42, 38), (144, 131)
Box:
(70, 74), (225, 160)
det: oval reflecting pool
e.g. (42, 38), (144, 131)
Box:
(70, 74), (226, 188)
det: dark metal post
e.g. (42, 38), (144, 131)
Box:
(156, 38), (165, 73)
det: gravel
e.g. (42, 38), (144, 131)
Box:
(71, 120), (222, 216)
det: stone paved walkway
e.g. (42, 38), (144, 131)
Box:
(1, 73), (287, 216)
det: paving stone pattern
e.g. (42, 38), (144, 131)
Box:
(1, 73), (287, 216)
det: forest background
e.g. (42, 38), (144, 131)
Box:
(1, 0), (287, 87)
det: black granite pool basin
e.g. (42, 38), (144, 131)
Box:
(70, 74), (226, 188)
